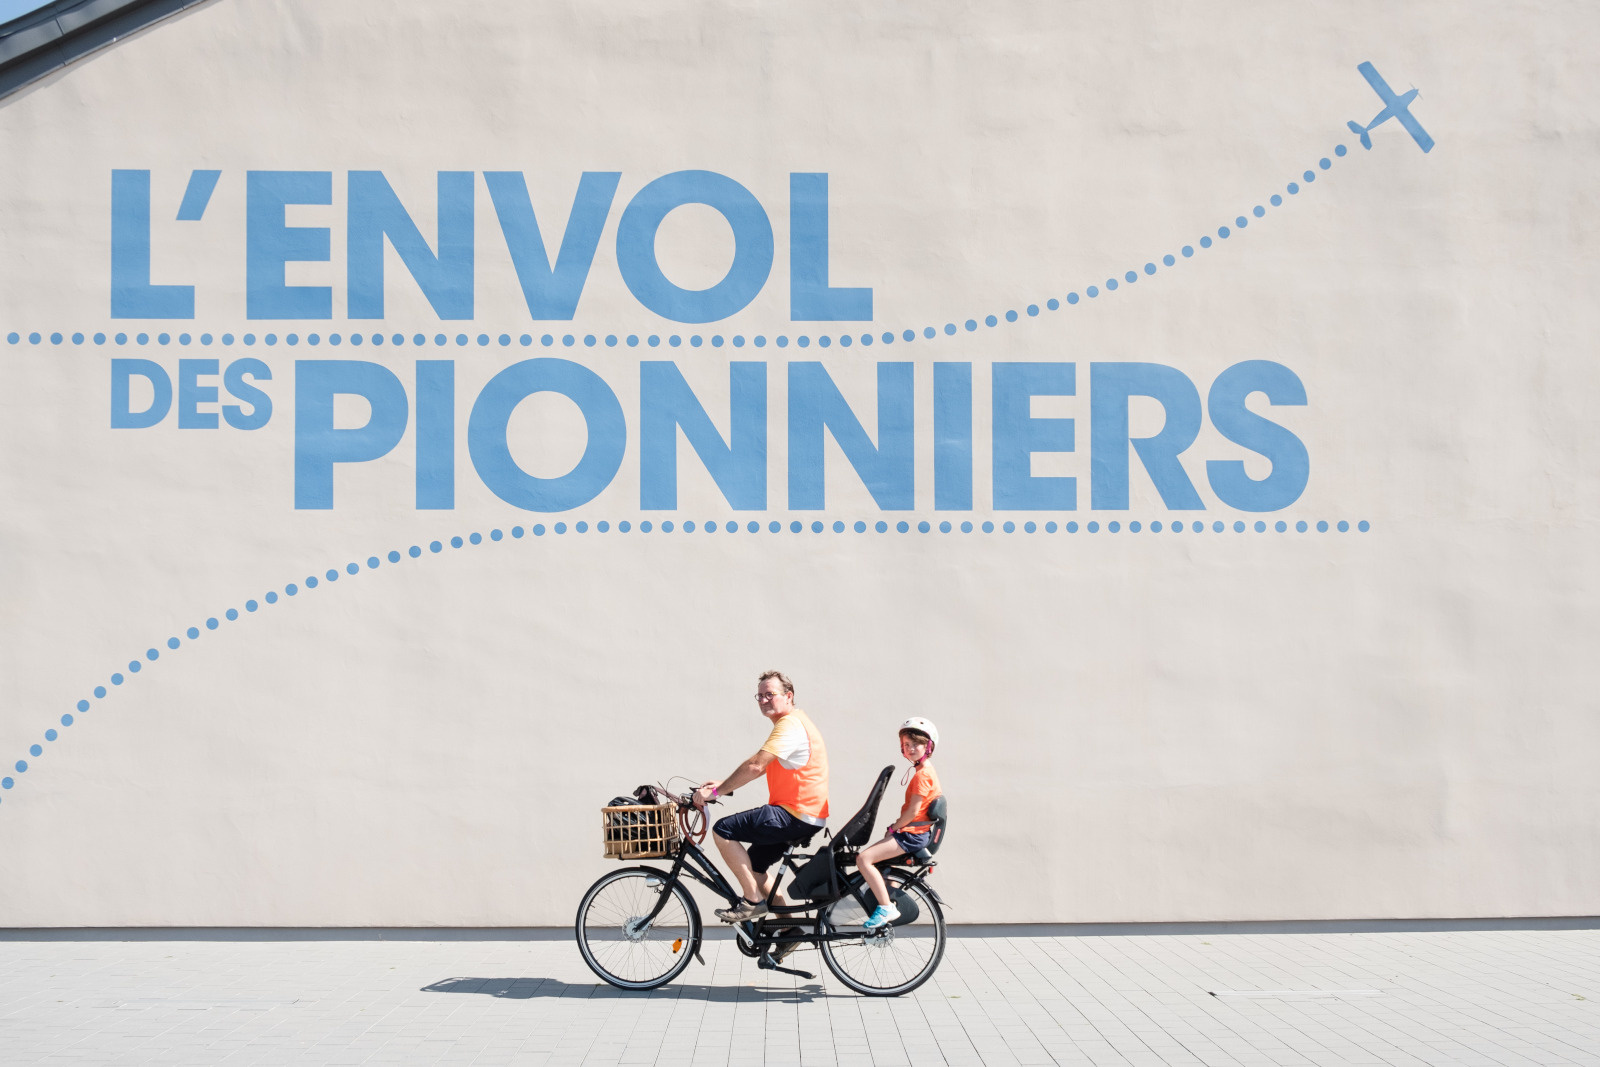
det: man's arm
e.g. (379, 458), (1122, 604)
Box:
(694, 749), (775, 808)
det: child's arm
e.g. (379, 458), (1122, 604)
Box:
(883, 795), (922, 837)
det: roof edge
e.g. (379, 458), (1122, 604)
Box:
(0, 0), (214, 101)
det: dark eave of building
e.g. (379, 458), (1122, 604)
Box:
(0, 0), (212, 100)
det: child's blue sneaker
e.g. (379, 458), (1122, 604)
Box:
(863, 904), (900, 930)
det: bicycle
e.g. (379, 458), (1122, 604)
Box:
(574, 765), (949, 996)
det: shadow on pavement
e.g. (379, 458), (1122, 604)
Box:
(422, 976), (832, 1002)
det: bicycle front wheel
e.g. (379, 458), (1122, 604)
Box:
(819, 873), (946, 996)
(575, 866), (700, 990)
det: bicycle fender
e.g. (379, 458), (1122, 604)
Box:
(681, 894), (707, 965)
(677, 903), (706, 965)
(887, 886), (922, 926)
(627, 864), (677, 884)
(899, 866), (950, 908)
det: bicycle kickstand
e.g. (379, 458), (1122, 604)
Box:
(757, 952), (815, 980)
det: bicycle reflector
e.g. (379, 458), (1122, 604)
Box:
(672, 939), (683, 953)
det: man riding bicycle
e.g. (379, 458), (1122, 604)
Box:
(693, 670), (829, 922)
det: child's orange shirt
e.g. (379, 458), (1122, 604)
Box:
(902, 761), (941, 831)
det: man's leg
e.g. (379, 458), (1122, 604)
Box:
(738, 841), (799, 905)
(713, 832), (762, 904)
(766, 830), (820, 963)
(761, 826), (818, 907)
(711, 807), (815, 921)
(754, 870), (786, 906)
(710, 807), (786, 921)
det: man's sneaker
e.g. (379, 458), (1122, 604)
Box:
(715, 898), (770, 923)
(771, 926), (805, 963)
(862, 904), (900, 930)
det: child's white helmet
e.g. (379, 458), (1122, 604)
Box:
(898, 717), (939, 745)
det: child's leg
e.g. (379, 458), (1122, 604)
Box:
(855, 838), (905, 907)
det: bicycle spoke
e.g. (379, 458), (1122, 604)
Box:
(577, 869), (698, 989)
(820, 876), (945, 995)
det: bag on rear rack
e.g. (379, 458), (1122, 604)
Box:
(788, 845), (845, 899)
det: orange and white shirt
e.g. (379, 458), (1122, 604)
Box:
(901, 761), (941, 832)
(760, 708), (829, 826)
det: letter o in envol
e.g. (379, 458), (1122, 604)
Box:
(467, 358), (626, 512)
(615, 170), (774, 323)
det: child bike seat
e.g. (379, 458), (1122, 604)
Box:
(786, 766), (895, 898)
(834, 765), (896, 849)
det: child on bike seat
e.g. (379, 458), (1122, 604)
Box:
(857, 717), (942, 930)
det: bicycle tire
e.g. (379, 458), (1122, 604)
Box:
(819, 873), (945, 996)
(575, 866), (700, 990)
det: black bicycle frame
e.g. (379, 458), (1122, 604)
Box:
(635, 835), (939, 950)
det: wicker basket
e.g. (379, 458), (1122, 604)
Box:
(601, 801), (681, 859)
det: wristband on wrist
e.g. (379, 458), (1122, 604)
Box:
(710, 785), (720, 798)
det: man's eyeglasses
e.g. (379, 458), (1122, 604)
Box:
(755, 691), (784, 703)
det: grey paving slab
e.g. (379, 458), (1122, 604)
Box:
(0, 929), (1598, 1065)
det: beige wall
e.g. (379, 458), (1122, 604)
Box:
(0, 0), (1596, 925)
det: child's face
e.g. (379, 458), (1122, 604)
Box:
(899, 733), (930, 762)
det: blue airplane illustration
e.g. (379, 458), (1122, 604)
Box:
(1347, 61), (1433, 153)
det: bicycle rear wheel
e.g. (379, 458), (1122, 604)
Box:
(819, 873), (945, 996)
(575, 866), (699, 990)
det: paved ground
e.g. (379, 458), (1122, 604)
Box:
(2, 926), (1598, 1065)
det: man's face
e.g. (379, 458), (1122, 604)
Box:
(754, 677), (793, 720)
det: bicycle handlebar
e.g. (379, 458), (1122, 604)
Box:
(656, 788), (718, 811)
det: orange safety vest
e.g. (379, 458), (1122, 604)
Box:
(763, 708), (830, 825)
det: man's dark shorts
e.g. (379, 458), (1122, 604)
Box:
(712, 804), (820, 872)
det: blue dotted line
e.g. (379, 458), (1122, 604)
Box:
(4, 142), (1352, 351)
(0, 512), (1372, 805)
(0, 137), (1368, 806)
